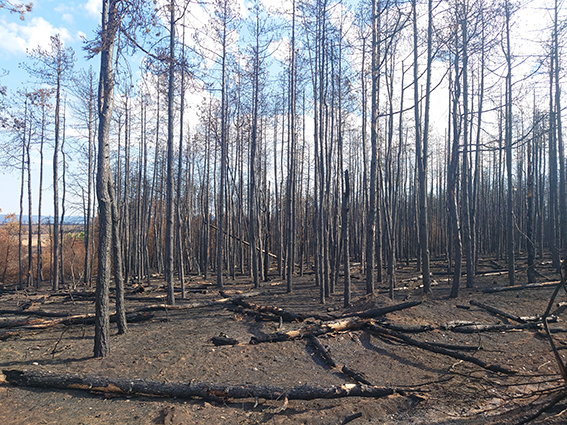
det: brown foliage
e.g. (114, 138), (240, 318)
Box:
(0, 216), (89, 286)
(0, 213), (19, 282)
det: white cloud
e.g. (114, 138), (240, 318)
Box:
(84, 0), (101, 19)
(268, 36), (290, 63)
(62, 13), (74, 24)
(0, 16), (73, 56)
(261, 0), (293, 16)
(238, 0), (249, 19)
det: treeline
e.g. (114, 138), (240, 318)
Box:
(0, 0), (566, 355)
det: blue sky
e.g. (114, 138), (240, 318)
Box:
(0, 0), (553, 218)
(0, 0), (290, 217)
(0, 0), (101, 70)
(0, 0), (102, 216)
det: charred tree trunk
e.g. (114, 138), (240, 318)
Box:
(94, 0), (119, 358)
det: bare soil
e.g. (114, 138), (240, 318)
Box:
(1, 258), (567, 424)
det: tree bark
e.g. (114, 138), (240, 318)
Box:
(3, 369), (395, 400)
(94, 0), (119, 358)
(342, 170), (351, 307)
(366, 0), (379, 295)
(412, 0), (431, 294)
(504, 1), (515, 285)
(165, 1), (176, 305)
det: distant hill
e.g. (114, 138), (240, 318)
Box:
(0, 215), (85, 225)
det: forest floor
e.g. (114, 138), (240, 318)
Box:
(1, 257), (567, 424)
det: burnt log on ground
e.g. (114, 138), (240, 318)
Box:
(307, 335), (375, 386)
(0, 330), (21, 340)
(124, 290), (208, 302)
(229, 300), (335, 322)
(341, 301), (421, 319)
(424, 341), (480, 352)
(365, 322), (517, 375)
(134, 301), (223, 313)
(251, 317), (369, 344)
(0, 309), (69, 318)
(211, 334), (240, 346)
(0, 312), (154, 330)
(85, 312), (154, 326)
(380, 321), (434, 333)
(231, 298), (306, 322)
(1, 294), (242, 318)
(0, 317), (52, 329)
(448, 323), (541, 333)
(308, 335), (336, 368)
(469, 300), (534, 323)
(483, 281), (560, 293)
(49, 291), (97, 300)
(2, 369), (395, 400)
(1, 292), (262, 328)
(227, 305), (281, 322)
(342, 412), (364, 424)
(134, 291), (262, 313)
(341, 366), (373, 386)
(515, 390), (567, 425)
(219, 289), (263, 298)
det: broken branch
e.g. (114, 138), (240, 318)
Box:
(365, 322), (517, 375)
(342, 301), (421, 319)
(483, 281), (560, 294)
(251, 317), (369, 344)
(469, 300), (526, 323)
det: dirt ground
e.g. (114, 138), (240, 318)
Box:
(2, 258), (567, 424)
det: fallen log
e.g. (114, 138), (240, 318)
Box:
(535, 269), (555, 282)
(341, 366), (373, 386)
(134, 291), (262, 313)
(477, 270), (510, 277)
(489, 260), (503, 269)
(227, 305), (281, 322)
(18, 313), (93, 329)
(0, 309), (69, 318)
(515, 390), (567, 425)
(0, 317), (50, 329)
(2, 369), (395, 400)
(483, 281), (560, 293)
(343, 412), (363, 424)
(125, 290), (208, 302)
(380, 321), (434, 333)
(469, 300), (526, 323)
(425, 341), (480, 352)
(8, 312), (154, 330)
(50, 291), (96, 300)
(308, 335), (374, 386)
(365, 322), (517, 375)
(342, 301), (421, 319)
(251, 317), (369, 344)
(449, 323), (541, 333)
(133, 300), (224, 313)
(211, 334), (240, 346)
(57, 291), (215, 303)
(308, 335), (336, 368)
(219, 289), (261, 298)
(0, 330), (21, 340)
(96, 312), (154, 325)
(442, 320), (483, 329)
(231, 299), (305, 322)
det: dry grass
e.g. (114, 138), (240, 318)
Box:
(0, 223), (88, 284)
